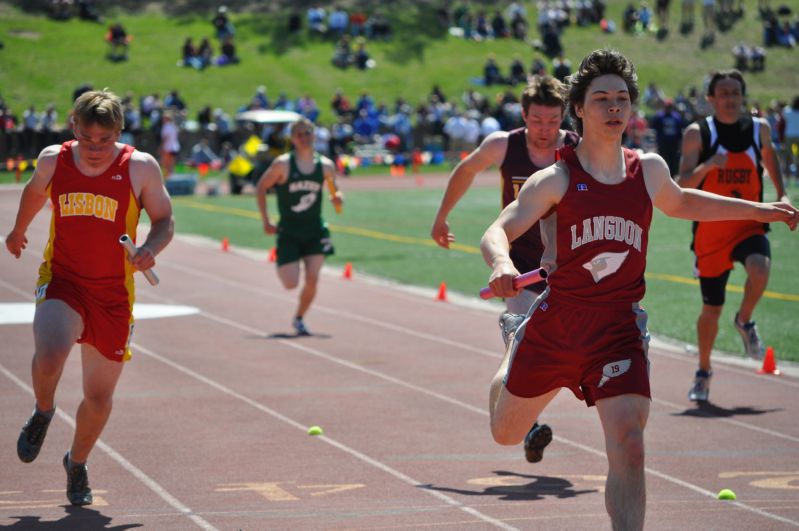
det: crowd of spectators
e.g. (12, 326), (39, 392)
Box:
(5, 2), (799, 186)
(179, 6), (239, 69)
(49, 0), (103, 23)
(482, 53), (568, 86)
(762, 5), (798, 48)
(3, 77), (799, 185)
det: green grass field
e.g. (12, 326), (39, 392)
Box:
(168, 178), (799, 363)
(1, 1), (797, 124)
(3, 2), (797, 362)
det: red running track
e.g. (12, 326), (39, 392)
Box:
(1, 187), (798, 530)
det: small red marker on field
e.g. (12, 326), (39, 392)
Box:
(268, 247), (277, 262)
(436, 281), (448, 302)
(221, 237), (230, 252)
(343, 262), (353, 279)
(758, 346), (780, 375)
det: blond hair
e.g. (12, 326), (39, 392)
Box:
(290, 117), (315, 136)
(72, 89), (125, 131)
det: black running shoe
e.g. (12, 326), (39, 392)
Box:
(63, 453), (93, 506)
(523, 423), (553, 463)
(17, 410), (53, 463)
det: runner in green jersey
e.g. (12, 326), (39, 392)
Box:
(256, 117), (343, 335)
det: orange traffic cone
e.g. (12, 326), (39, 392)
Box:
(436, 281), (448, 302)
(268, 247), (277, 262)
(757, 346), (780, 375)
(221, 237), (230, 252)
(343, 262), (353, 279)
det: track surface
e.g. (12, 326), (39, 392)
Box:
(1, 185), (798, 530)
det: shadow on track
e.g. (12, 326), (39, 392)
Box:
(421, 470), (597, 501)
(3, 505), (142, 530)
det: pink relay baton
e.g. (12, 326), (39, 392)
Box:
(119, 234), (159, 286)
(479, 267), (547, 300)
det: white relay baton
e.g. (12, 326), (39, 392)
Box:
(119, 234), (159, 286)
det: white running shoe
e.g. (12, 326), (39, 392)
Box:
(688, 370), (712, 402)
(733, 313), (765, 360)
(498, 312), (525, 347)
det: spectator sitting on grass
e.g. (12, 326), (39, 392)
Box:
(511, 11), (528, 39)
(106, 22), (130, 61)
(216, 36), (239, 65)
(332, 35), (352, 68)
(367, 12), (391, 39)
(492, 10), (510, 37)
(354, 40), (373, 70)
(552, 54), (571, 82)
(182, 37), (202, 69)
(623, 3), (639, 32)
(78, 0), (103, 22)
(197, 38), (214, 68)
(50, 0), (72, 21)
(484, 53), (505, 86)
(509, 55), (527, 85)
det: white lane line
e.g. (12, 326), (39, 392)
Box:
(134, 268), (799, 448)
(654, 397), (799, 444)
(0, 364), (218, 531)
(142, 277), (799, 528)
(4, 243), (799, 527)
(652, 348), (799, 388)
(162, 261), (500, 359)
(131, 343), (517, 531)
(161, 259), (799, 381)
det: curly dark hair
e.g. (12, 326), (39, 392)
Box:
(567, 49), (639, 135)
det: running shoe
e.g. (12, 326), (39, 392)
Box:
(498, 312), (525, 347)
(733, 313), (765, 359)
(17, 410), (53, 463)
(63, 453), (93, 506)
(688, 369), (712, 402)
(293, 318), (311, 336)
(523, 423), (553, 463)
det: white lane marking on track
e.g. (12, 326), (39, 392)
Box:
(137, 270), (799, 446)
(654, 397), (799, 444)
(139, 268), (799, 528)
(180, 260), (501, 359)
(4, 241), (799, 527)
(161, 260), (799, 383)
(0, 364), (218, 531)
(0, 302), (199, 325)
(131, 343), (518, 531)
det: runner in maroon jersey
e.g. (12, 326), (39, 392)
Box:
(431, 76), (578, 464)
(481, 49), (797, 530)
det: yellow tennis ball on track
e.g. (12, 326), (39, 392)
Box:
(307, 426), (323, 436)
(717, 488), (736, 500)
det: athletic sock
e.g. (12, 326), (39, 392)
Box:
(35, 406), (55, 420)
(67, 451), (86, 468)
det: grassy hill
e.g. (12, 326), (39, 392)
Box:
(1, 1), (797, 123)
